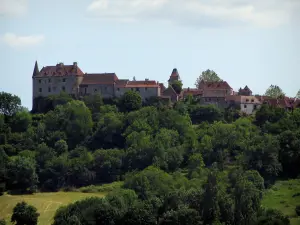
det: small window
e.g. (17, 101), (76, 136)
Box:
(94, 89), (97, 92)
(117, 88), (120, 91)
(145, 87), (148, 91)
(136, 88), (140, 91)
(48, 79), (51, 83)
(246, 99), (249, 102)
(38, 79), (41, 84)
(131, 88), (133, 91)
(84, 88), (87, 94)
(62, 86), (65, 91)
(244, 104), (247, 108)
(254, 105), (257, 110)
(62, 78), (66, 82)
(251, 99), (254, 102)
(39, 88), (42, 93)
(208, 98), (211, 101)
(48, 87), (51, 92)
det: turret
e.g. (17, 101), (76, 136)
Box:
(32, 61), (39, 77)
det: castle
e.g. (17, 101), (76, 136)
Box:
(32, 61), (299, 114)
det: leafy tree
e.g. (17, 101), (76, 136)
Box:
(160, 206), (202, 225)
(7, 156), (38, 193)
(189, 104), (223, 124)
(264, 85), (285, 98)
(11, 201), (40, 225)
(171, 80), (183, 94)
(54, 140), (68, 155)
(45, 100), (93, 148)
(195, 69), (221, 88)
(187, 153), (205, 178)
(0, 219), (6, 225)
(296, 90), (300, 99)
(256, 208), (290, 225)
(121, 90), (142, 111)
(296, 205), (300, 216)
(82, 94), (103, 113)
(9, 109), (32, 133)
(0, 92), (21, 116)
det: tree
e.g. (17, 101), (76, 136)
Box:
(121, 90), (142, 112)
(82, 94), (103, 114)
(296, 90), (300, 99)
(7, 156), (39, 193)
(9, 109), (32, 133)
(0, 219), (6, 225)
(0, 92), (21, 116)
(171, 81), (183, 94)
(264, 85), (285, 98)
(11, 201), (40, 225)
(195, 69), (221, 88)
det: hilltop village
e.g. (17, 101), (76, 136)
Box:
(32, 61), (299, 114)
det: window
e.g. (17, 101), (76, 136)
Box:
(244, 104), (247, 108)
(62, 78), (66, 82)
(94, 89), (97, 92)
(48, 87), (51, 92)
(145, 87), (148, 91)
(246, 99), (249, 102)
(38, 79), (41, 84)
(254, 105), (257, 110)
(84, 88), (87, 94)
(131, 88), (133, 91)
(136, 88), (140, 91)
(48, 79), (51, 83)
(62, 86), (65, 91)
(251, 99), (254, 102)
(117, 88), (120, 91)
(39, 88), (42, 93)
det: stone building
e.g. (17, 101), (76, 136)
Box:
(238, 85), (252, 96)
(32, 61), (162, 106)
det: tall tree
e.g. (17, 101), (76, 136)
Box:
(264, 85), (285, 98)
(195, 69), (221, 88)
(0, 92), (21, 116)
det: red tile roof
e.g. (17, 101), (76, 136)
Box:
(183, 88), (203, 96)
(80, 73), (118, 85)
(201, 81), (232, 90)
(225, 95), (260, 104)
(39, 63), (84, 77)
(259, 96), (293, 108)
(116, 80), (160, 88)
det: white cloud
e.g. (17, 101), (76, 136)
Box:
(2, 33), (45, 49)
(0, 0), (28, 17)
(86, 0), (299, 28)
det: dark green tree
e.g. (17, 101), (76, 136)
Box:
(11, 201), (40, 225)
(121, 90), (142, 111)
(0, 92), (21, 116)
(171, 80), (183, 94)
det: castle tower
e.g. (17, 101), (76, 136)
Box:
(168, 68), (180, 85)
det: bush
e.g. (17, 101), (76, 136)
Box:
(296, 205), (300, 216)
(0, 219), (6, 225)
(79, 182), (123, 193)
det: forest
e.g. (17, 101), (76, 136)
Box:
(0, 89), (300, 225)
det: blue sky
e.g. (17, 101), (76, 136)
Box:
(1, 0), (299, 109)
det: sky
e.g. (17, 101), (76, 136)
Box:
(0, 0), (299, 109)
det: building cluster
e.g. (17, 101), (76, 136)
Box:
(32, 61), (300, 114)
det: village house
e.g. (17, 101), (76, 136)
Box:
(226, 95), (261, 115)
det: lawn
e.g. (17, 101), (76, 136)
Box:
(262, 179), (300, 225)
(0, 191), (106, 225)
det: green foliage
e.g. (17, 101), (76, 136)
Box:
(11, 201), (40, 225)
(0, 92), (21, 116)
(189, 104), (223, 124)
(9, 109), (32, 132)
(264, 85), (285, 98)
(195, 69), (222, 88)
(0, 219), (6, 225)
(121, 90), (142, 111)
(82, 93), (103, 113)
(171, 80), (183, 94)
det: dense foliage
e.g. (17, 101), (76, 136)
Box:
(1, 90), (300, 225)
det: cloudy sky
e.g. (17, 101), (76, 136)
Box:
(1, 0), (299, 108)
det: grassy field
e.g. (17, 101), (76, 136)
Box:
(0, 192), (106, 225)
(262, 179), (300, 225)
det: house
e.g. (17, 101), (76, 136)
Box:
(32, 62), (84, 102)
(32, 61), (161, 108)
(162, 86), (179, 102)
(182, 88), (203, 99)
(257, 96), (294, 111)
(226, 95), (261, 114)
(238, 85), (252, 96)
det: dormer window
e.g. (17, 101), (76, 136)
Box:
(251, 99), (254, 102)
(246, 99), (249, 102)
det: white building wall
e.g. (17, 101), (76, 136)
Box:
(240, 103), (261, 115)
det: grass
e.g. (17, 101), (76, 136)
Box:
(262, 179), (300, 225)
(0, 191), (106, 225)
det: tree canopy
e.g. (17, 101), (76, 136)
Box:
(0, 92), (21, 116)
(195, 69), (222, 88)
(264, 85), (285, 98)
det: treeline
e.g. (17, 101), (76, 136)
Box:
(0, 91), (300, 225)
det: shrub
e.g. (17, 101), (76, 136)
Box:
(296, 205), (300, 216)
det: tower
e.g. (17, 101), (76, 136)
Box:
(168, 68), (180, 85)
(32, 60), (39, 77)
